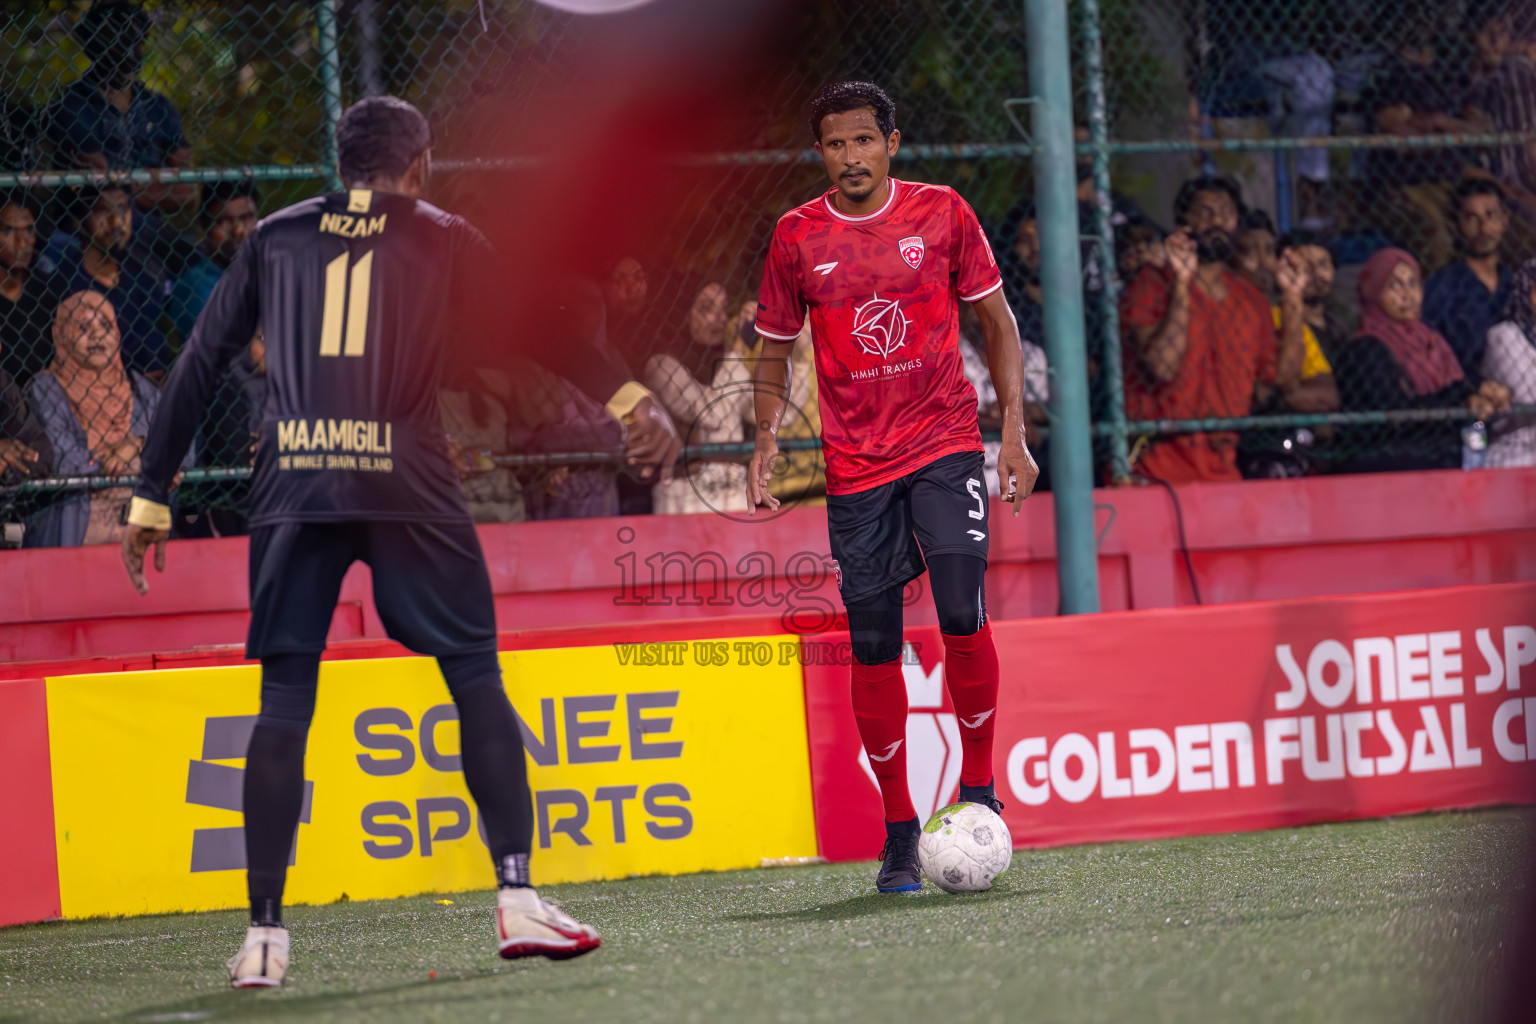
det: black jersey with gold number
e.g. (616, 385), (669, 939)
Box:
(136, 189), (629, 526)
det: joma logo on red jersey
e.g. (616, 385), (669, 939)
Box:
(899, 235), (925, 269)
(851, 294), (911, 359)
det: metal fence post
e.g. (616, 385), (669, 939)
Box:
(1079, 0), (1128, 484)
(1025, 0), (1100, 614)
(315, 0), (345, 192)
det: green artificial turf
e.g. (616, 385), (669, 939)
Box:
(1, 808), (1529, 1024)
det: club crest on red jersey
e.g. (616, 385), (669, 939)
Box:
(898, 235), (925, 270)
(851, 294), (911, 359)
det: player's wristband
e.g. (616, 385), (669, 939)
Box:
(127, 496), (172, 531)
(605, 381), (656, 423)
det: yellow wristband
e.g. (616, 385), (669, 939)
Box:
(605, 380), (656, 423)
(127, 496), (172, 531)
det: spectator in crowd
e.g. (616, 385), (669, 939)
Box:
(1482, 257), (1536, 466)
(1360, 6), (1484, 272)
(0, 190), (62, 387)
(473, 355), (621, 520)
(600, 254), (660, 513)
(643, 277), (753, 514)
(1275, 231), (1344, 411)
(1423, 179), (1514, 373)
(1233, 215), (1340, 413)
(46, 1), (197, 217)
(1121, 175), (1303, 483)
(1461, 1), (1536, 230)
(1115, 217), (1168, 284)
(56, 185), (174, 377)
(0, 333), (52, 487)
(0, 95), (38, 172)
(1333, 248), (1510, 473)
(440, 366), (527, 524)
(1234, 208), (1279, 296)
(604, 255), (651, 370)
(170, 180), (259, 341)
(23, 291), (183, 547)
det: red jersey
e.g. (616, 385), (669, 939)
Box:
(755, 178), (1003, 495)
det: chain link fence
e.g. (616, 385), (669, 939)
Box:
(1, 0), (1533, 548)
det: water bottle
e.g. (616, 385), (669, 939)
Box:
(1462, 420), (1488, 470)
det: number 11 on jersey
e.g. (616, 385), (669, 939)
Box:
(319, 250), (374, 357)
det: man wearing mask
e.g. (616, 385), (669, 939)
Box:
(1120, 175), (1304, 482)
(45, 1), (196, 218)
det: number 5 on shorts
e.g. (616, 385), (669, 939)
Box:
(320, 250), (374, 357)
(966, 478), (985, 520)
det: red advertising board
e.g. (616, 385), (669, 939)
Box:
(0, 678), (61, 927)
(802, 583), (1536, 860)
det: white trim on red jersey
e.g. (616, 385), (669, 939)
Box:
(755, 324), (802, 342)
(960, 278), (1005, 303)
(821, 178), (901, 223)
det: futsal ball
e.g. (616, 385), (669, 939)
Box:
(918, 802), (1012, 893)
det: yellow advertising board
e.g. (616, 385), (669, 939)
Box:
(46, 639), (818, 919)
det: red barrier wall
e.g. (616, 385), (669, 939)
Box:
(0, 679), (61, 927)
(2, 468), (1533, 666)
(804, 582), (1536, 859)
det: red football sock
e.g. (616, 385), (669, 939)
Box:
(851, 659), (915, 822)
(942, 621), (1000, 787)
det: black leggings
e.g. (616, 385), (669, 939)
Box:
(847, 554), (987, 665)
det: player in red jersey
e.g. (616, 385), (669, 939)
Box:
(748, 82), (1039, 892)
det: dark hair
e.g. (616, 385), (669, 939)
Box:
(808, 81), (896, 143)
(1276, 228), (1332, 256)
(1239, 208), (1276, 237)
(76, 1), (151, 62)
(336, 96), (433, 184)
(994, 198), (1037, 254)
(1450, 176), (1507, 219)
(0, 189), (41, 219)
(1173, 174), (1246, 226)
(200, 179), (260, 226)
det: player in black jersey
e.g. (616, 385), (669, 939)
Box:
(121, 97), (681, 987)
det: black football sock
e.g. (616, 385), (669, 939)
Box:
(450, 676), (536, 888)
(885, 816), (921, 838)
(959, 778), (996, 802)
(243, 723), (308, 928)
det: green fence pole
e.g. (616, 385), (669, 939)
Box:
(1079, 0), (1128, 482)
(1025, 0), (1100, 614)
(315, 0), (345, 192)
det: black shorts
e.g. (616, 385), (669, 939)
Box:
(826, 450), (990, 605)
(246, 519), (498, 659)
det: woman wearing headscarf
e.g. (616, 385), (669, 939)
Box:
(23, 291), (181, 546)
(1333, 247), (1511, 473)
(1482, 258), (1536, 467)
(642, 275), (754, 515)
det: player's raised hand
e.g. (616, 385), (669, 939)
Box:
(998, 429), (1039, 518)
(122, 523), (169, 596)
(746, 432), (781, 516)
(625, 396), (681, 483)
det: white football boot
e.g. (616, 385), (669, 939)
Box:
(227, 925), (289, 988)
(495, 887), (601, 960)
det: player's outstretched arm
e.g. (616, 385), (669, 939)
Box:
(973, 289), (1039, 516)
(746, 339), (794, 515)
(124, 231), (261, 595)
